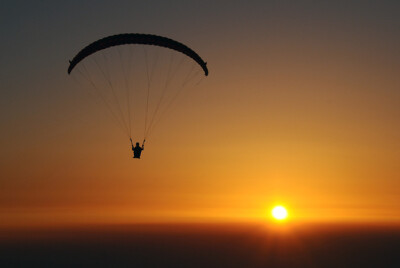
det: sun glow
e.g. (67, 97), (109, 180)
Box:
(271, 206), (288, 221)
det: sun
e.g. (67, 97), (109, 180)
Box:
(271, 206), (288, 221)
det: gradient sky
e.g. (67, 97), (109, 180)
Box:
(1, 0), (400, 228)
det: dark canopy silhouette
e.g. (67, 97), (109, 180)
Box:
(68, 33), (208, 76)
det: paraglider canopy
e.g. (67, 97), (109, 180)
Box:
(68, 33), (208, 76)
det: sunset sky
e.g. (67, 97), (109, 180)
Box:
(1, 1), (399, 228)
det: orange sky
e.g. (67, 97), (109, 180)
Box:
(1, 1), (400, 229)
